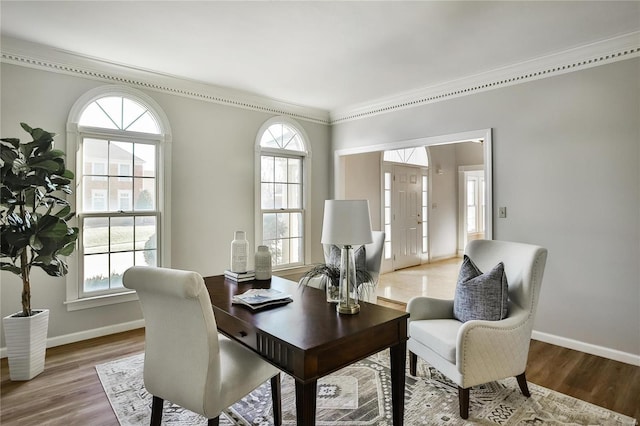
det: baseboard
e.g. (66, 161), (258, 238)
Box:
(3, 320), (637, 367)
(532, 330), (640, 366)
(1, 319), (145, 359)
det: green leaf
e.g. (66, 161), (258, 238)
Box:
(0, 186), (18, 204)
(49, 176), (71, 186)
(4, 231), (30, 249)
(8, 213), (24, 226)
(42, 149), (66, 160)
(41, 194), (69, 205)
(0, 137), (20, 149)
(29, 234), (43, 250)
(38, 221), (68, 239)
(33, 254), (53, 265)
(0, 262), (21, 274)
(0, 145), (18, 164)
(38, 260), (67, 277)
(36, 214), (58, 229)
(58, 241), (76, 256)
(54, 205), (71, 218)
(20, 141), (37, 158)
(29, 159), (62, 173)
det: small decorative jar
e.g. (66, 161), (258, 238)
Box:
(254, 245), (272, 280)
(230, 231), (249, 273)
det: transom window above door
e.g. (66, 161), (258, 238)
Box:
(383, 147), (428, 167)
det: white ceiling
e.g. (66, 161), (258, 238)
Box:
(1, 1), (639, 112)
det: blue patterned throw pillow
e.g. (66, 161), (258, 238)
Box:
(453, 255), (508, 322)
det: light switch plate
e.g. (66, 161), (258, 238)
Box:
(499, 207), (507, 218)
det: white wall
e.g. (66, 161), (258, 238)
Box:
(455, 141), (484, 166)
(332, 58), (640, 361)
(427, 144), (458, 259)
(343, 152), (382, 230)
(0, 63), (331, 348)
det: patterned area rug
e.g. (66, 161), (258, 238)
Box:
(96, 351), (636, 425)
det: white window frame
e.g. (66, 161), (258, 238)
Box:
(255, 116), (311, 270)
(65, 85), (172, 311)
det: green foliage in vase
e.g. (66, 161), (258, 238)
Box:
(1, 123), (79, 317)
(299, 263), (373, 299)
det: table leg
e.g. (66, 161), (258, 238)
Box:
(295, 379), (317, 426)
(390, 341), (406, 425)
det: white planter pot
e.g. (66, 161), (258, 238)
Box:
(2, 309), (49, 381)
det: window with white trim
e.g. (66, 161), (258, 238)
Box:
(256, 119), (308, 269)
(67, 88), (171, 307)
(383, 171), (392, 260)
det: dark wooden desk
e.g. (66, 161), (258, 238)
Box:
(204, 275), (409, 425)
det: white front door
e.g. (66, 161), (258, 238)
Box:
(392, 165), (422, 270)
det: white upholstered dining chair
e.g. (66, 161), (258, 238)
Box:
(123, 266), (282, 426)
(406, 240), (547, 419)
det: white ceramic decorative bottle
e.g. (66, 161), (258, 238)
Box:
(254, 245), (272, 280)
(230, 231), (249, 273)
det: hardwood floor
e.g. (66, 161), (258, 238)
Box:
(2, 264), (639, 425)
(1, 328), (145, 426)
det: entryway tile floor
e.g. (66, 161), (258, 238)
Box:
(376, 257), (462, 304)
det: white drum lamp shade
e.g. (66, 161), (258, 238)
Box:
(321, 200), (373, 314)
(321, 200), (373, 246)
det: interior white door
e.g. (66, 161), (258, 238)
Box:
(392, 165), (422, 270)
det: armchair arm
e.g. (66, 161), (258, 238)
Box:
(456, 307), (533, 388)
(406, 297), (454, 321)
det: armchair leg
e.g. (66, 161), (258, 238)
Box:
(516, 372), (531, 397)
(409, 351), (417, 376)
(150, 396), (163, 426)
(207, 417), (219, 426)
(458, 387), (470, 419)
(271, 373), (282, 425)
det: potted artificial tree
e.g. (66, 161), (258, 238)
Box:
(1, 123), (78, 380)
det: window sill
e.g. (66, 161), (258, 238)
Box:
(64, 290), (139, 311)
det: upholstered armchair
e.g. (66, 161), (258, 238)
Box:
(302, 231), (385, 303)
(406, 240), (547, 419)
(123, 266), (282, 426)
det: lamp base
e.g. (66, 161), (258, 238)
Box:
(337, 302), (360, 314)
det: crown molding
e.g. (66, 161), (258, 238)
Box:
(0, 36), (331, 125)
(3, 33), (638, 127)
(330, 31), (640, 124)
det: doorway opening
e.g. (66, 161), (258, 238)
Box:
(335, 129), (492, 275)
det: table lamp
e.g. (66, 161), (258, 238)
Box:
(321, 200), (373, 314)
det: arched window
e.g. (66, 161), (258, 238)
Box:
(66, 86), (171, 309)
(255, 118), (309, 269)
